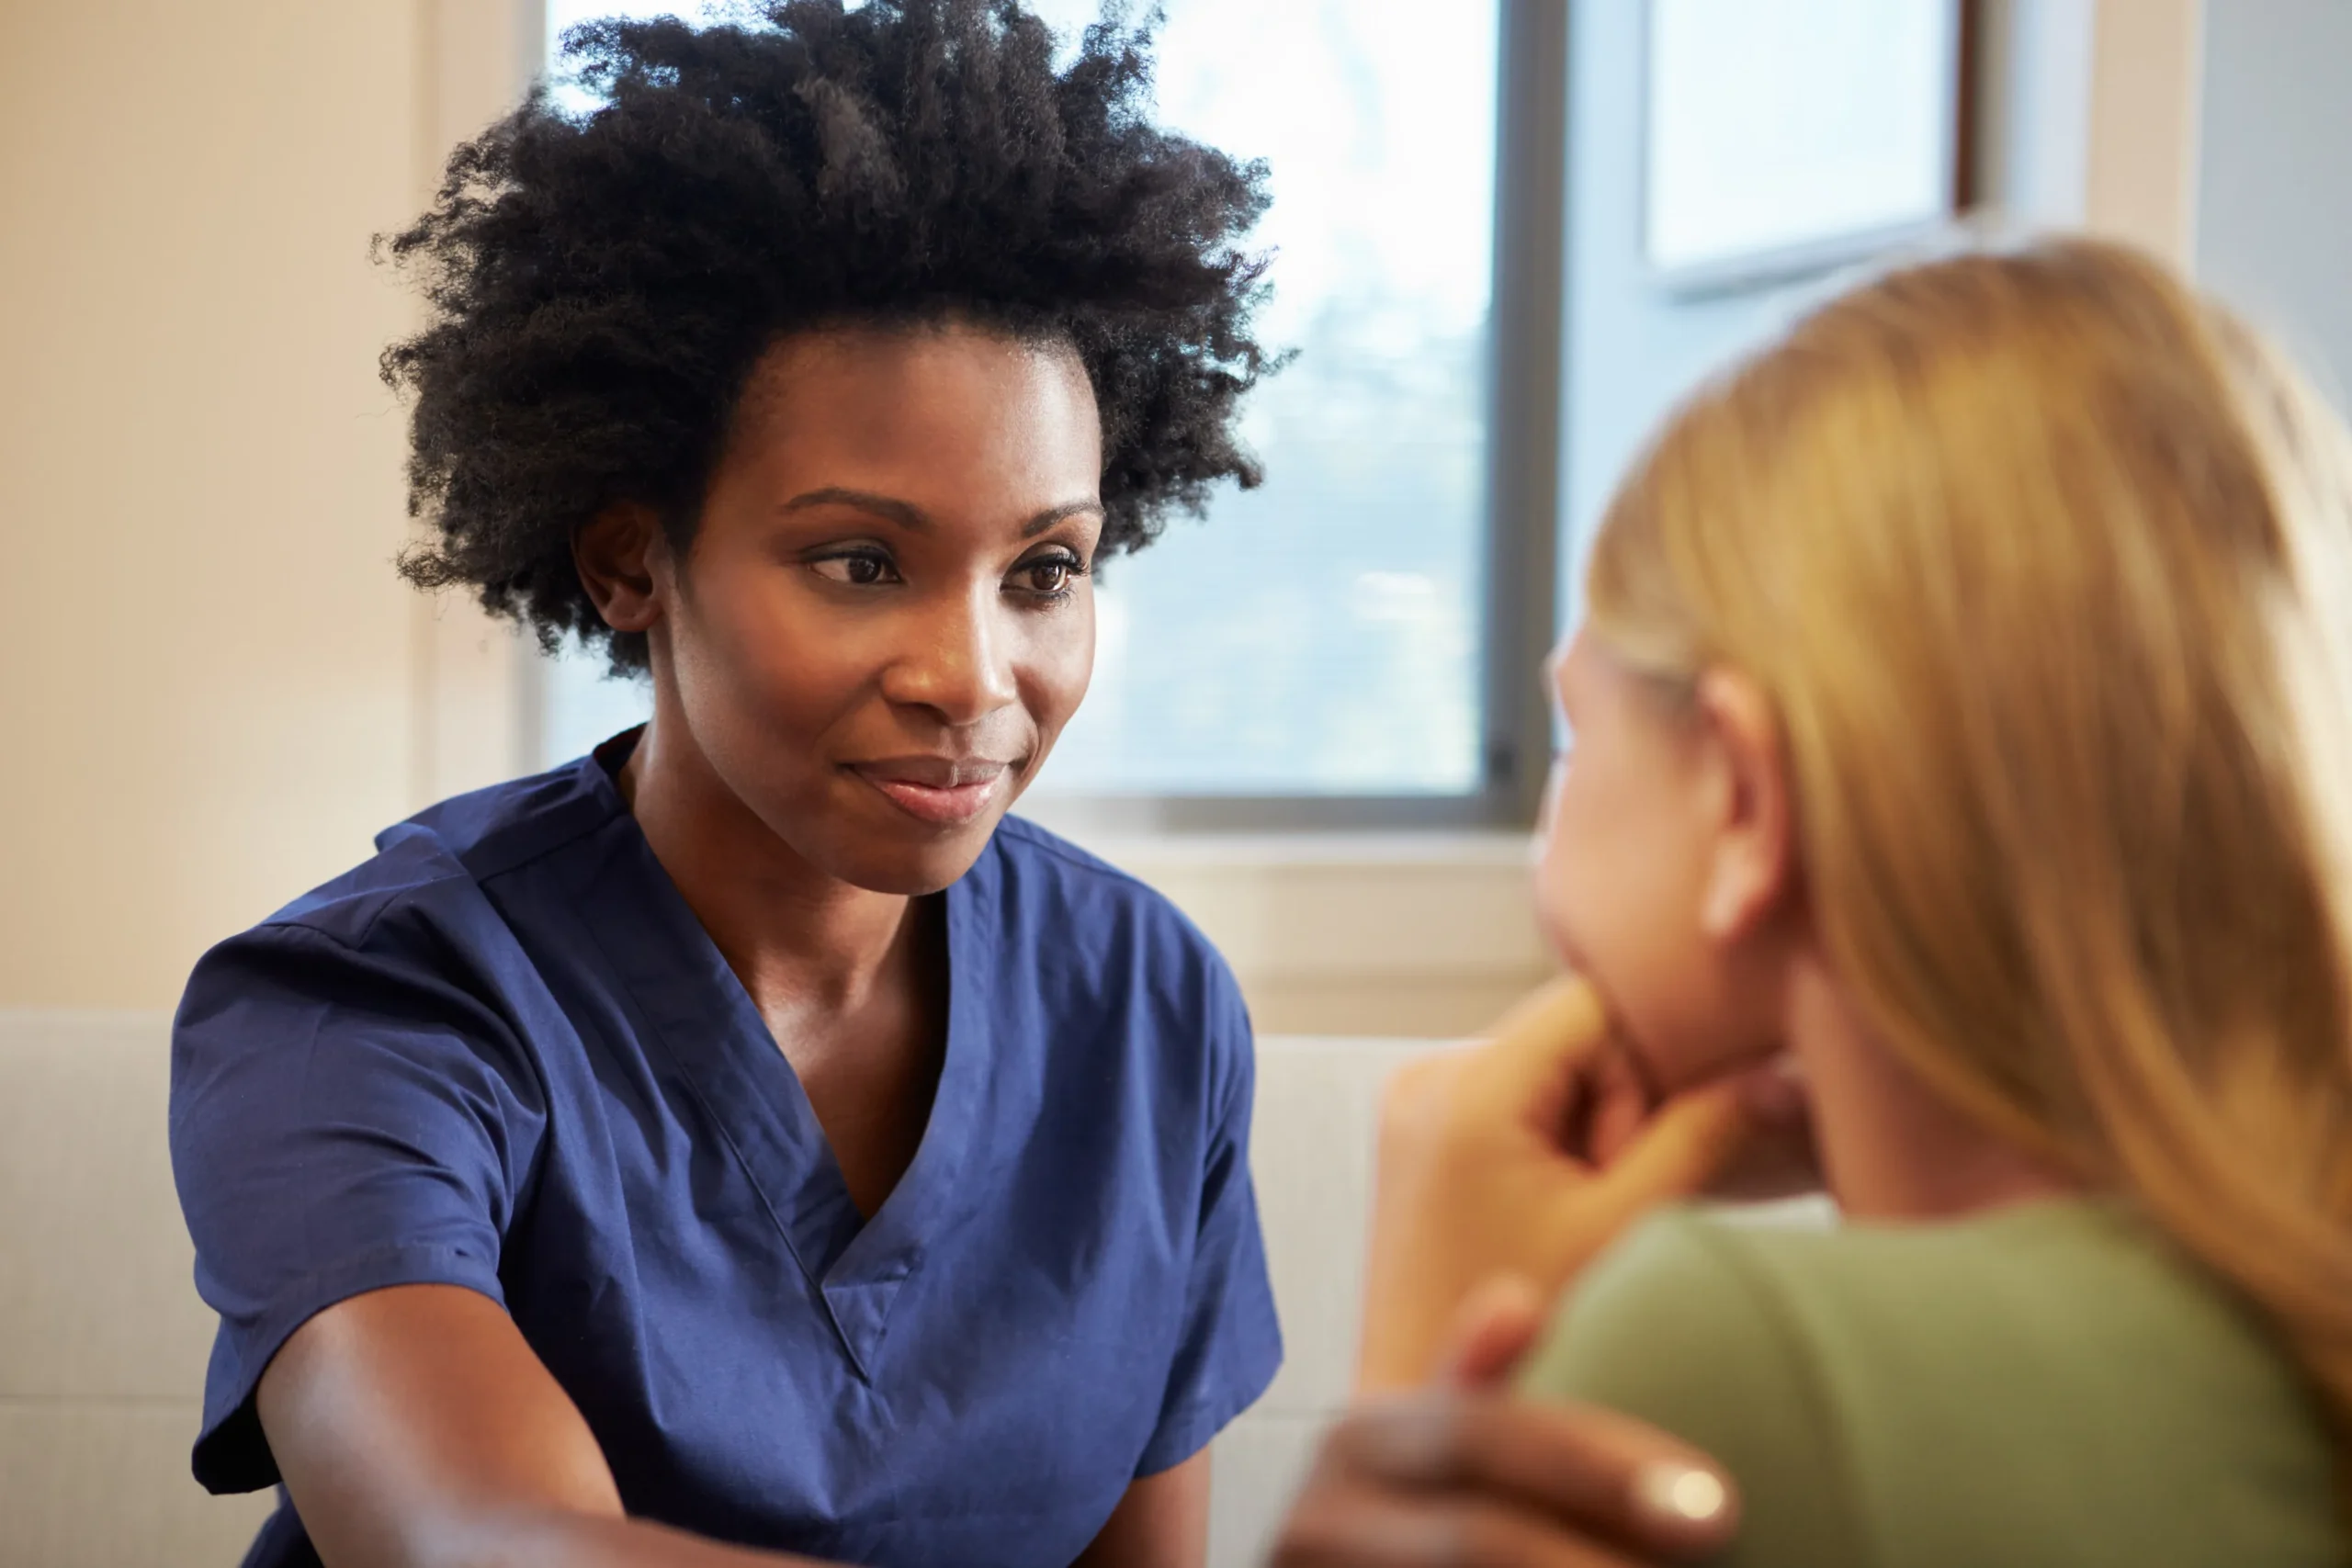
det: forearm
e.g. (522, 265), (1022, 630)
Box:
(1068, 1453), (1208, 1568)
(415, 1506), (837, 1568)
(259, 1288), (843, 1568)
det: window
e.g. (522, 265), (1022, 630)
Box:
(1644, 0), (1963, 289)
(534, 0), (1566, 828)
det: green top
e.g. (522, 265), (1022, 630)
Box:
(1517, 1200), (2343, 1568)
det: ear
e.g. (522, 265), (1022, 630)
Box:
(1690, 668), (1795, 942)
(573, 502), (671, 636)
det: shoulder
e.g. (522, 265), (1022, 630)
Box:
(984, 817), (1204, 927)
(220, 760), (616, 960)
(1524, 1209), (1815, 1408)
(981, 817), (1241, 1001)
(978, 818), (1253, 1107)
(1518, 1210), (1864, 1567)
(176, 761), (621, 1059)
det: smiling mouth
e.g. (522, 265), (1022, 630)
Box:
(847, 759), (1012, 828)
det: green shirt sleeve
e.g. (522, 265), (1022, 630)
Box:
(1514, 1211), (1867, 1568)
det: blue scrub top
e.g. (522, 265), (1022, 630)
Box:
(169, 739), (1283, 1568)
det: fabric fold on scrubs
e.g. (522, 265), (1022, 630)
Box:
(169, 741), (1283, 1568)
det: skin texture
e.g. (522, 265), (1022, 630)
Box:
(582, 323), (1104, 1217)
(1534, 635), (1791, 1097)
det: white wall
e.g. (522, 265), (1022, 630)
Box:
(1556, 0), (2207, 611)
(2193, 0), (2352, 413)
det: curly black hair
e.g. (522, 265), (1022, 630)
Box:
(381, 0), (1275, 672)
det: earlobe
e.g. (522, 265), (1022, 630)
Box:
(1695, 670), (1794, 941)
(574, 502), (667, 634)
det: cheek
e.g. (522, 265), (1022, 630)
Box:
(1532, 750), (1719, 1082)
(671, 567), (865, 768)
(1013, 595), (1097, 746)
(1534, 751), (1648, 973)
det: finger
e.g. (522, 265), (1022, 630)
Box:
(1330, 1393), (1738, 1561)
(1436, 1275), (1548, 1390)
(1576, 1045), (1656, 1168)
(1472, 975), (1614, 1103)
(1378, 1048), (1476, 1144)
(1587, 1081), (1753, 1225)
(1275, 1489), (1641, 1568)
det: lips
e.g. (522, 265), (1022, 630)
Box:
(847, 756), (1012, 827)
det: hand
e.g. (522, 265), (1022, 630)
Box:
(1271, 1281), (1737, 1568)
(1355, 976), (1784, 1392)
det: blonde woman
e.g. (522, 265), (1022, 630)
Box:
(1335, 240), (2352, 1566)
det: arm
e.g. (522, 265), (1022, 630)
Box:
(258, 1284), (831, 1568)
(1070, 1453), (1209, 1568)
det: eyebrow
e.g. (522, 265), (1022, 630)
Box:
(780, 487), (1104, 538)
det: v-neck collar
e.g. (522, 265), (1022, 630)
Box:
(563, 742), (994, 1380)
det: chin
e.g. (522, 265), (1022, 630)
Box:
(821, 819), (1004, 897)
(1644, 1023), (1782, 1097)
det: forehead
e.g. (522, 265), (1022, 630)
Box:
(727, 323), (1102, 485)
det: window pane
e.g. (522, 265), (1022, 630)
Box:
(1645, 0), (1955, 278)
(532, 3), (1500, 795)
(1030, 0), (1498, 796)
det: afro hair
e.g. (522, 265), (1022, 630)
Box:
(380, 0), (1276, 671)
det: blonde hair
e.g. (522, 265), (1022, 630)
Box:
(1587, 239), (2352, 1471)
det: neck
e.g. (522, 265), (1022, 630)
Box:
(1785, 957), (2078, 1223)
(622, 705), (914, 1012)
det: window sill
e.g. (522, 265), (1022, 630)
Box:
(1049, 828), (1556, 1037)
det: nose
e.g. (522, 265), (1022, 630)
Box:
(879, 579), (1022, 727)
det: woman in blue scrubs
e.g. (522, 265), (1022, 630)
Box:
(170, 4), (1749, 1565)
(172, 5), (1278, 1562)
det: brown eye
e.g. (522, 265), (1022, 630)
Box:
(810, 549), (900, 586)
(1012, 553), (1085, 598)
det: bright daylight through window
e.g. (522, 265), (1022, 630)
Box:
(537, 0), (1502, 802)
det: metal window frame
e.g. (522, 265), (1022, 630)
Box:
(523, 0), (1570, 831)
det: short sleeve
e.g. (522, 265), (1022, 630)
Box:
(169, 919), (548, 1493)
(1135, 961), (1283, 1475)
(1514, 1212), (1865, 1568)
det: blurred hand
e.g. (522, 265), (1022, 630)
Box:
(1270, 1280), (1738, 1568)
(1355, 976), (1804, 1393)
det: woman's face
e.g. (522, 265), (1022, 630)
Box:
(605, 322), (1103, 896)
(1534, 630), (1790, 1092)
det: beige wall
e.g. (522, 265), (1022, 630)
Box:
(2085, 0), (2205, 266)
(1, 3), (429, 1007)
